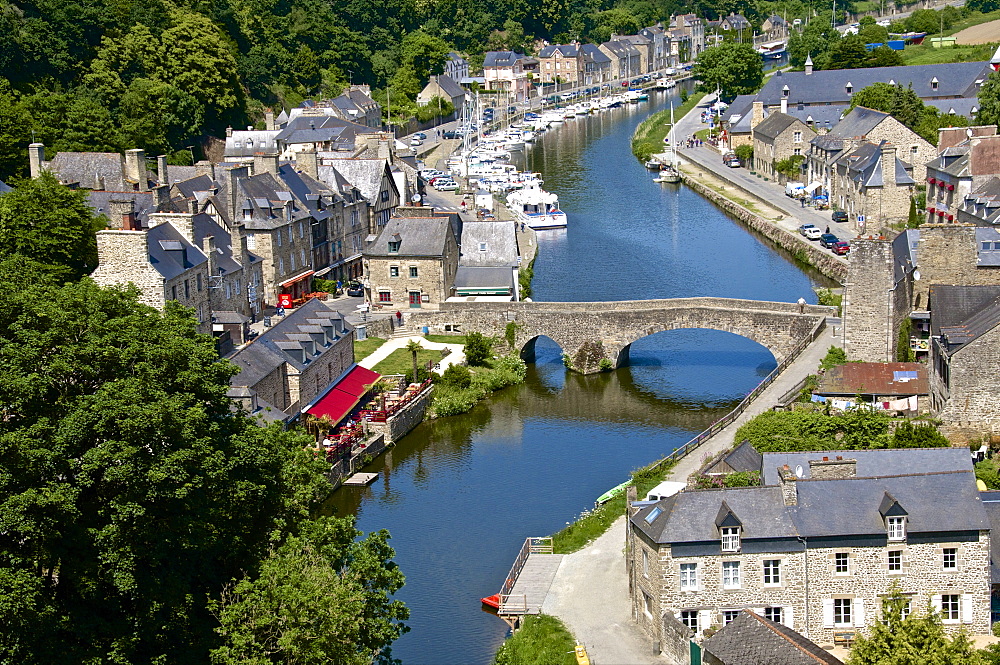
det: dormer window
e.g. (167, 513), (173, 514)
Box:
(931, 77), (939, 91)
(887, 516), (906, 541)
(721, 527), (741, 552)
(388, 240), (400, 253)
(845, 82), (853, 94)
(782, 84), (789, 98)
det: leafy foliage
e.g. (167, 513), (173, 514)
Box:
(493, 614), (577, 665)
(734, 143), (753, 167)
(440, 363), (472, 388)
(820, 345), (847, 371)
(847, 584), (981, 665)
(464, 331), (493, 367)
(430, 354), (526, 417)
(978, 71), (1000, 128)
(692, 42), (764, 100)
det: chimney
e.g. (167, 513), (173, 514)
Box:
(28, 143), (45, 179)
(298, 149), (319, 180)
(881, 142), (897, 187)
(124, 149), (149, 192)
(203, 235), (217, 278)
(751, 100), (765, 129)
(152, 185), (170, 212)
(149, 212), (196, 244)
(253, 152), (280, 176)
(804, 54), (813, 76)
(778, 465), (798, 506)
(187, 199), (199, 214)
(780, 97), (788, 114)
(226, 126), (233, 137)
(223, 165), (249, 223)
(265, 111), (276, 131)
(108, 199), (139, 231)
(195, 160), (215, 180)
(157, 155), (169, 187)
(808, 456), (857, 480)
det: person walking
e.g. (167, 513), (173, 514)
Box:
(800, 196), (805, 208)
(396, 310), (403, 325)
(825, 226), (830, 233)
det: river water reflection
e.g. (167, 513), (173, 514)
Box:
(327, 88), (835, 665)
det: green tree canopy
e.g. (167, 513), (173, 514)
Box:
(692, 42), (764, 100)
(0, 172), (104, 280)
(978, 71), (1000, 128)
(850, 82), (926, 130)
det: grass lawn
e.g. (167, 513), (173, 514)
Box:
(372, 345), (446, 376)
(631, 91), (707, 163)
(945, 8), (1000, 36)
(424, 333), (467, 344)
(353, 337), (386, 361)
(493, 615), (577, 665)
(900, 42), (998, 65)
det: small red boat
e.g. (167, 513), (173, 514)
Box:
(480, 594), (500, 609)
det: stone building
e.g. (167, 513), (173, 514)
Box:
(444, 52), (469, 83)
(672, 14), (705, 60)
(483, 51), (537, 102)
(702, 609), (842, 665)
(362, 213), (459, 310)
(929, 285), (1000, 439)
(831, 141), (916, 231)
(628, 448), (993, 653)
(416, 74), (467, 114)
(611, 34), (653, 73)
(751, 111), (815, 180)
(227, 299), (355, 423)
(926, 126), (1000, 225)
(317, 157), (399, 240)
(638, 24), (672, 70)
(718, 13), (751, 40)
(760, 15), (789, 40)
(600, 40), (642, 81)
(454, 221), (520, 301)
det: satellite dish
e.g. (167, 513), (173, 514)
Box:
(795, 465), (804, 479)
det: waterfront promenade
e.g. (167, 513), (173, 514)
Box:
(542, 324), (841, 665)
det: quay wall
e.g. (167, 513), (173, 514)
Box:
(680, 174), (848, 284)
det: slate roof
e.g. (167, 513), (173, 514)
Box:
(236, 172), (314, 231)
(614, 34), (651, 47)
(703, 610), (843, 665)
(147, 221), (207, 280)
(424, 74), (466, 101)
(0, 179), (10, 194)
(580, 43), (612, 64)
(454, 266), (514, 290)
(756, 62), (992, 106)
(764, 14), (789, 27)
(981, 491), (1000, 583)
(927, 146), (970, 178)
(752, 112), (801, 141)
(484, 51), (526, 67)
(925, 97), (981, 119)
(892, 228), (919, 282)
(88, 191), (157, 226)
(634, 470), (988, 545)
(721, 13), (751, 29)
(45, 152), (143, 191)
(538, 44), (579, 58)
(602, 40), (640, 58)
(705, 439), (764, 474)
(836, 140), (915, 188)
(815, 362), (929, 397)
(365, 216), (451, 258)
(962, 176), (1000, 224)
(929, 284), (1000, 336)
(225, 131), (282, 158)
(459, 221), (518, 267)
(318, 159), (391, 204)
(276, 115), (369, 149)
(829, 106), (890, 139)
(760, 448), (970, 485)
(192, 212), (251, 274)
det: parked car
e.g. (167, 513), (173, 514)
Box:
(820, 233), (840, 249)
(442, 130), (459, 139)
(831, 210), (848, 223)
(434, 180), (460, 191)
(415, 132), (427, 140)
(724, 155), (741, 168)
(798, 224), (821, 240)
(832, 241), (851, 255)
(345, 282), (364, 297)
(410, 136), (423, 146)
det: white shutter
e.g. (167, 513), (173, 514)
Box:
(699, 610), (713, 633)
(932, 594), (942, 614)
(962, 594), (974, 624)
(854, 598), (866, 627)
(784, 606), (794, 629)
(823, 599), (834, 628)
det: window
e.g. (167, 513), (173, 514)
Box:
(679, 563), (697, 591)
(911, 145), (919, 156)
(680, 610), (698, 632)
(763, 607), (783, 623)
(793, 131), (802, 143)
(888, 550), (902, 572)
(409, 266), (419, 278)
(196, 273), (203, 291)
(246, 233), (256, 250)
(722, 610), (740, 625)
(722, 561), (741, 588)
(388, 241), (400, 253)
(288, 227), (293, 244)
(943, 548), (957, 570)
(300, 249), (306, 266)
(835, 552), (849, 575)
(941, 594), (960, 621)
(721, 527), (740, 552)
(184, 279), (190, 299)
(887, 516), (906, 541)
(378, 291), (391, 303)
(763, 559), (781, 586)
(277, 230), (282, 247)
(290, 253), (296, 271)
(171, 285), (177, 300)
(479, 242), (488, 252)
(279, 258), (285, 274)
(642, 549), (649, 578)
(390, 266), (399, 277)
(380, 189), (390, 202)
(642, 591), (653, 619)
(834, 598), (852, 626)
(794, 148), (801, 156)
(298, 221), (304, 238)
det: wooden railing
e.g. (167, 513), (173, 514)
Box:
(498, 537), (553, 605)
(660, 317), (827, 465)
(356, 378), (433, 423)
(498, 594), (528, 614)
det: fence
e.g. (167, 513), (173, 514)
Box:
(355, 378), (433, 423)
(660, 317), (827, 465)
(499, 537), (554, 601)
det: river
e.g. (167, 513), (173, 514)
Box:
(326, 86), (834, 665)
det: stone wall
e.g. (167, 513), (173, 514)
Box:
(369, 384), (433, 444)
(935, 325), (1000, 440)
(93, 230), (166, 310)
(916, 224), (1000, 309)
(292, 332), (355, 412)
(366, 256), (452, 309)
(843, 238), (897, 362)
(163, 269), (212, 335)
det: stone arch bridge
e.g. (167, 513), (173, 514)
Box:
(407, 297), (836, 374)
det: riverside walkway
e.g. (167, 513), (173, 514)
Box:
(540, 323), (841, 665)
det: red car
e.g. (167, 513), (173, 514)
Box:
(832, 241), (851, 255)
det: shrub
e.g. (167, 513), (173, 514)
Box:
(820, 346), (847, 371)
(734, 143), (753, 166)
(464, 331), (492, 366)
(440, 364), (472, 389)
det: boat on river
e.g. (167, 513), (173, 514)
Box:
(506, 184), (567, 230)
(595, 480), (630, 505)
(654, 103), (682, 184)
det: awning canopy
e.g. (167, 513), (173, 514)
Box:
(805, 182), (822, 193)
(304, 365), (381, 425)
(279, 270), (315, 287)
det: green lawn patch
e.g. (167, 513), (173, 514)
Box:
(550, 458), (676, 554)
(945, 8), (1000, 35)
(424, 334), (467, 344)
(900, 42), (998, 65)
(372, 346), (446, 376)
(519, 244), (537, 300)
(631, 91), (706, 163)
(353, 337), (386, 361)
(493, 614), (577, 665)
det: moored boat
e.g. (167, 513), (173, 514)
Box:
(506, 184), (568, 230)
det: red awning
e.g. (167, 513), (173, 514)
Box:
(279, 270), (315, 287)
(305, 365), (381, 424)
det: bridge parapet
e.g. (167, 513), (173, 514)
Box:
(407, 298), (836, 374)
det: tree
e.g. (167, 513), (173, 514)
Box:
(0, 172), (104, 280)
(787, 20), (840, 69)
(847, 584), (980, 665)
(464, 331), (493, 367)
(406, 339), (423, 383)
(867, 45), (904, 68)
(734, 143), (753, 166)
(977, 71), (1000, 128)
(0, 79), (31, 180)
(692, 42), (764, 100)
(826, 34), (870, 70)
(850, 82), (926, 132)
(209, 517), (409, 665)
